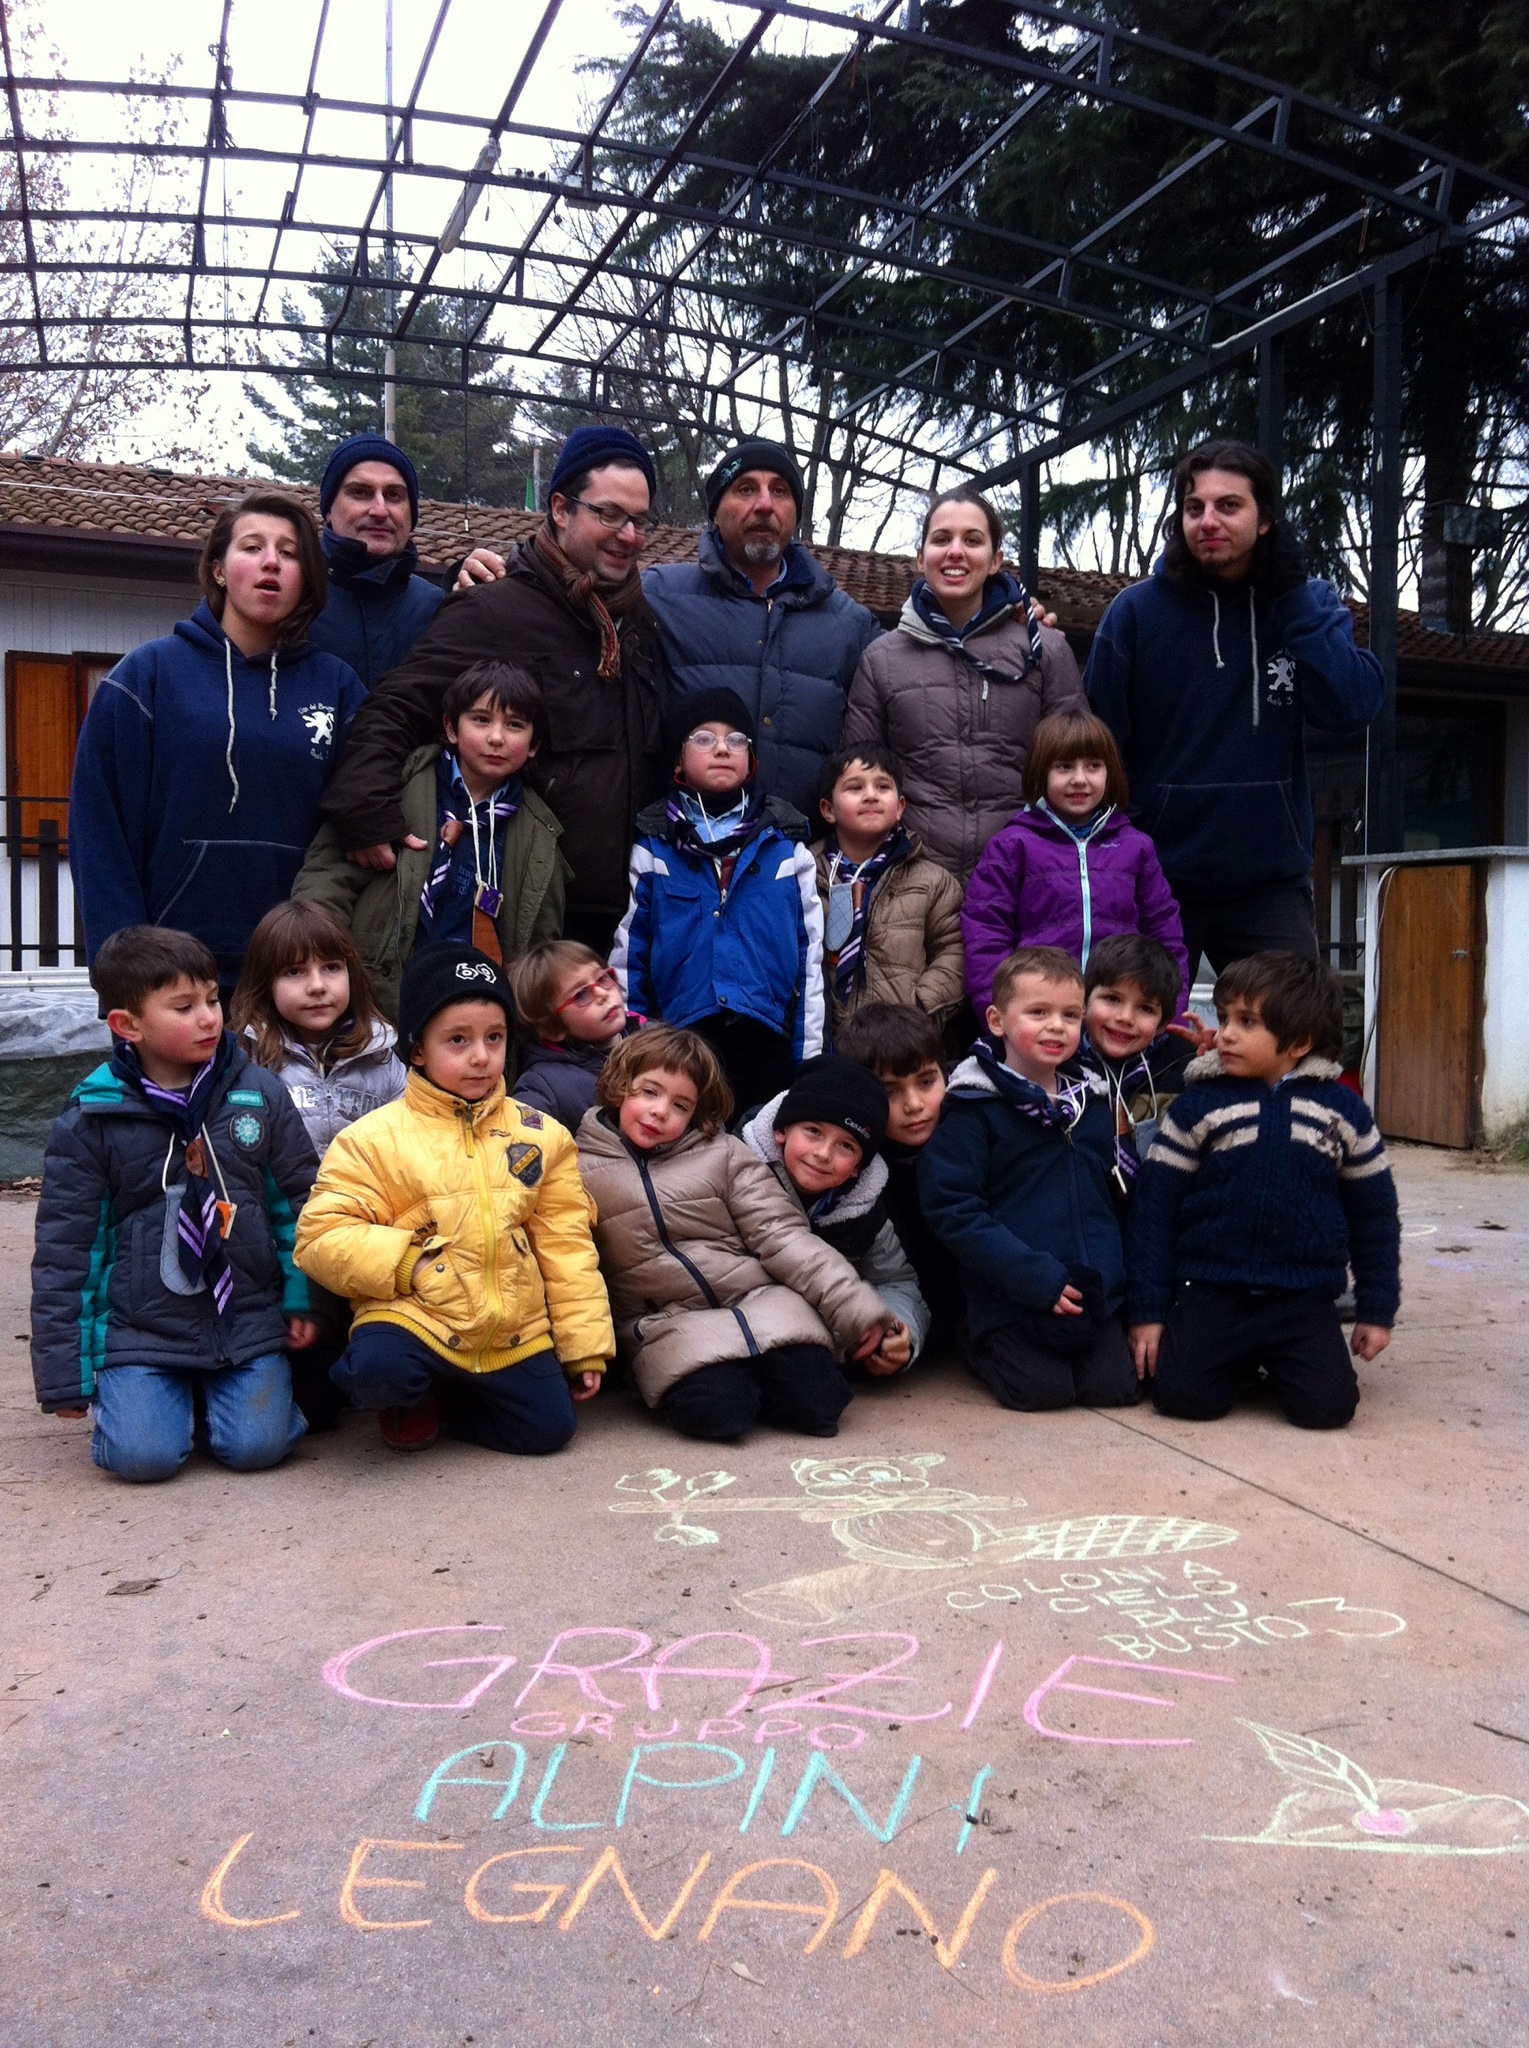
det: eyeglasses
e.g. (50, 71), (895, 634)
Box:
(567, 498), (650, 539)
(554, 968), (621, 1015)
(685, 729), (752, 754)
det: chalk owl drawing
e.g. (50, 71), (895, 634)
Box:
(610, 1454), (1237, 1624)
(300, 704), (336, 752)
(1210, 1721), (1529, 1856)
(1265, 652), (1296, 705)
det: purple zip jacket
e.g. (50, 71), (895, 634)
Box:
(961, 802), (1189, 1012)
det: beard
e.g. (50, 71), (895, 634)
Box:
(741, 533), (784, 567)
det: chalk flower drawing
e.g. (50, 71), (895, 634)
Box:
(1212, 1720), (1529, 1855)
(611, 1456), (1237, 1624)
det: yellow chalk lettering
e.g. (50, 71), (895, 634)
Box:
(1001, 1890), (1155, 1993)
(464, 1846), (580, 1926)
(841, 1865), (998, 1969)
(557, 1844), (713, 1940)
(695, 1858), (841, 1956)
(199, 1833), (300, 1929)
(338, 1838), (463, 1932)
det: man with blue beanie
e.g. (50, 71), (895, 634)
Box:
(643, 435), (881, 818)
(1085, 439), (1384, 975)
(318, 423), (664, 953)
(309, 432), (506, 689)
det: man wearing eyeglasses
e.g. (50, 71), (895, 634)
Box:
(317, 425), (664, 954)
(641, 437), (883, 819)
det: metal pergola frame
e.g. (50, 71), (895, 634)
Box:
(2, 0), (1527, 846)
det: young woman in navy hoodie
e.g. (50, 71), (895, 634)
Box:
(70, 491), (368, 991)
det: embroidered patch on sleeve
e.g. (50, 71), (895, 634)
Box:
(229, 1112), (265, 1150)
(519, 1106), (545, 1129)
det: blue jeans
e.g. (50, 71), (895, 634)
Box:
(332, 1324), (577, 1455)
(91, 1353), (306, 1484)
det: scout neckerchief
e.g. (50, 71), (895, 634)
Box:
(823, 825), (910, 1001)
(666, 784), (767, 898)
(418, 754), (522, 962)
(110, 1032), (237, 1315)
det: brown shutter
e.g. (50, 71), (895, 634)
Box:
(5, 653), (82, 850)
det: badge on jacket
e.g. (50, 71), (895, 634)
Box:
(229, 1112), (265, 1151)
(505, 1141), (543, 1187)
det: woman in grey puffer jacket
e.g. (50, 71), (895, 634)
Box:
(840, 486), (1085, 883)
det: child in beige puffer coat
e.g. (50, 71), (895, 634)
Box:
(576, 1026), (893, 1441)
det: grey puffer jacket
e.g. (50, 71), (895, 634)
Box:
(251, 1020), (408, 1156)
(575, 1108), (887, 1406)
(738, 1095), (930, 1366)
(841, 591), (1086, 882)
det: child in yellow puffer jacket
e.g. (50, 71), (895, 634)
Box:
(294, 943), (613, 1454)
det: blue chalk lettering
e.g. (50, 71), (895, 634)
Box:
(614, 1743), (745, 1829)
(414, 1741), (527, 1824)
(780, 1750), (923, 1843)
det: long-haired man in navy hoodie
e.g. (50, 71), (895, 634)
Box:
(1084, 440), (1384, 977)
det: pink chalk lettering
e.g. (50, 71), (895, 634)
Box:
(1023, 1654), (1234, 1746)
(791, 1633), (951, 1724)
(513, 1628), (652, 1712)
(322, 1627), (518, 1713)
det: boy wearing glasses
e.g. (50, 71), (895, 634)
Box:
(295, 659), (565, 1021)
(611, 688), (825, 1113)
(508, 941), (638, 1129)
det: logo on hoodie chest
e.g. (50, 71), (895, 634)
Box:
(299, 704), (337, 755)
(1265, 652), (1296, 707)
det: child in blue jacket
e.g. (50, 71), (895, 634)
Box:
(611, 687), (824, 1111)
(918, 944), (1139, 1412)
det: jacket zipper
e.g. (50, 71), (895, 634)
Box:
(1075, 836), (1093, 969)
(633, 1148), (760, 1356)
(462, 1103), (505, 1335)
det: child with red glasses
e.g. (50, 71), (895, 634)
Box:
(508, 939), (640, 1130)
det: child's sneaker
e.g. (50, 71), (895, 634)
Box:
(378, 1395), (439, 1452)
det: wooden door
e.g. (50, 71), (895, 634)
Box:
(1374, 863), (1483, 1147)
(5, 652), (81, 848)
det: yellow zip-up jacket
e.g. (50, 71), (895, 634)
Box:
(294, 1072), (613, 1376)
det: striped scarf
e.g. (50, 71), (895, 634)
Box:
(824, 826), (909, 1000)
(110, 1033), (236, 1316)
(910, 570), (1044, 677)
(528, 526), (644, 680)
(417, 757), (522, 947)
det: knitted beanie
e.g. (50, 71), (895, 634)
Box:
(773, 1054), (889, 1155)
(319, 434), (420, 525)
(397, 944), (515, 1062)
(662, 685), (757, 770)
(705, 438), (805, 520)
(547, 424), (658, 503)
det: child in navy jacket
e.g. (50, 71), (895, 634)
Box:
(611, 687), (824, 1110)
(919, 945), (1138, 1412)
(1127, 952), (1399, 1429)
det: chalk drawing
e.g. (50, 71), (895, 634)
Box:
(611, 1456), (1238, 1624)
(995, 1561), (1406, 1661)
(1211, 1721), (1529, 1854)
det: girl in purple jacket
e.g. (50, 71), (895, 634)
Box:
(962, 710), (1188, 1012)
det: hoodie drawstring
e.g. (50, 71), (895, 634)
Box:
(223, 638), (239, 813)
(268, 648), (279, 721)
(1249, 592), (1260, 729)
(1210, 590), (1224, 670)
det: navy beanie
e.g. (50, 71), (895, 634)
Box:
(663, 685), (757, 768)
(397, 944), (515, 1062)
(705, 439), (804, 520)
(773, 1054), (889, 1155)
(547, 425), (657, 505)
(319, 434), (421, 526)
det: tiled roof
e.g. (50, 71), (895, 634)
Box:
(1, 451), (1526, 673)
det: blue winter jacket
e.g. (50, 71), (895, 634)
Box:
(307, 530), (445, 690)
(611, 796), (826, 1060)
(918, 1050), (1125, 1339)
(30, 1038), (317, 1408)
(643, 528), (882, 816)
(1126, 1050), (1401, 1327)
(69, 602), (367, 982)
(1085, 561), (1384, 888)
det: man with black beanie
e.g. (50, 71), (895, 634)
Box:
(643, 434), (881, 818)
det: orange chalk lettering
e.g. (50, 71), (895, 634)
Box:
(338, 1838), (463, 1932)
(199, 1833), (300, 1929)
(696, 1858), (840, 1956)
(842, 1866), (998, 1969)
(464, 1846), (580, 1926)
(557, 1845), (713, 1940)
(1001, 1890), (1155, 1993)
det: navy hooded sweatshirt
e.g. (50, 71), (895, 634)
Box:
(1084, 561), (1384, 889)
(69, 602), (367, 982)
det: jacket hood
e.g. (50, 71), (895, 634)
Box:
(322, 525), (421, 591)
(401, 1069), (508, 1124)
(738, 1092), (890, 1222)
(1184, 1047), (1345, 1087)
(996, 800), (1121, 847)
(574, 1103), (712, 1167)
(636, 790), (809, 843)
(72, 1032), (254, 1118)
(524, 1035), (609, 1073)
(698, 523), (837, 608)
(897, 571), (1031, 650)
(947, 1047), (1106, 1113)
(242, 1016), (398, 1074)
(175, 598), (313, 663)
